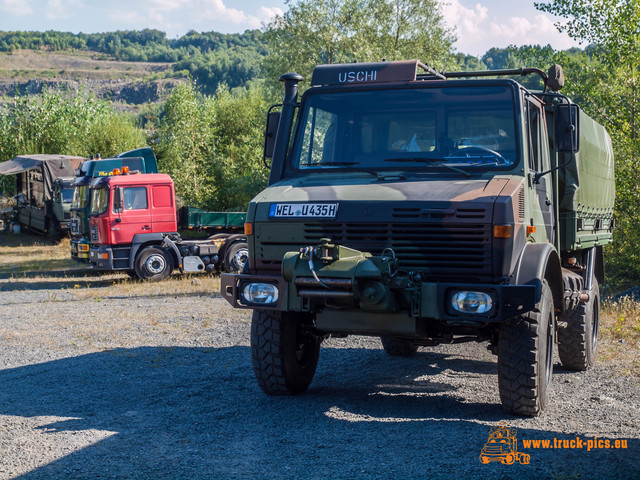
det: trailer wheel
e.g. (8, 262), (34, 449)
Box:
(135, 246), (174, 282)
(558, 280), (600, 371)
(498, 280), (555, 417)
(47, 217), (60, 243)
(380, 337), (419, 356)
(225, 241), (248, 273)
(251, 310), (320, 395)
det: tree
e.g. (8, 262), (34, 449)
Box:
(263, 0), (456, 88)
(536, 0), (640, 288)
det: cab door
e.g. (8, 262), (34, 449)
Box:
(526, 97), (555, 243)
(110, 185), (152, 244)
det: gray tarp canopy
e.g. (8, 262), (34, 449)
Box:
(0, 154), (85, 203)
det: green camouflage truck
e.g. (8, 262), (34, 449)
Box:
(221, 60), (615, 416)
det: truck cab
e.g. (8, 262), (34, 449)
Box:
(221, 60), (615, 416)
(89, 172), (248, 280)
(70, 147), (159, 262)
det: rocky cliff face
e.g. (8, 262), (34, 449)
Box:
(0, 78), (184, 104)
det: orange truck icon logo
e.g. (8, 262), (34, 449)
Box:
(480, 423), (530, 465)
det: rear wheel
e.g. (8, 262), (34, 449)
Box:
(135, 246), (174, 282)
(47, 217), (60, 243)
(558, 280), (600, 370)
(380, 337), (419, 356)
(498, 280), (555, 417)
(251, 310), (320, 395)
(225, 241), (248, 273)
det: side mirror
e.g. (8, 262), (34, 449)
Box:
(555, 104), (580, 153)
(263, 109), (281, 162)
(113, 186), (124, 213)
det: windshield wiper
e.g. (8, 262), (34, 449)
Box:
(384, 158), (470, 177)
(307, 161), (380, 178)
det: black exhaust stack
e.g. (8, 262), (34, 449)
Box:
(268, 72), (303, 185)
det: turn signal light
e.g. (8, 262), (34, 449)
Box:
(526, 225), (536, 235)
(244, 222), (254, 235)
(493, 225), (512, 238)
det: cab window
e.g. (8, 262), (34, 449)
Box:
(123, 187), (148, 210)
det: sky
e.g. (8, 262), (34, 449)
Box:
(0, 0), (580, 57)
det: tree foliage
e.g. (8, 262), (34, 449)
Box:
(263, 0), (457, 88)
(152, 83), (269, 211)
(536, 0), (640, 289)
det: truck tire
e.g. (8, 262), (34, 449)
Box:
(47, 217), (60, 243)
(498, 280), (555, 417)
(224, 241), (248, 273)
(134, 246), (174, 282)
(558, 280), (600, 371)
(251, 310), (320, 395)
(380, 337), (419, 356)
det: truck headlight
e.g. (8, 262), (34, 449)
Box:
(241, 283), (279, 305)
(450, 291), (493, 314)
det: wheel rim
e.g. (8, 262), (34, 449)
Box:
(145, 254), (166, 274)
(232, 247), (249, 271)
(544, 312), (554, 386)
(592, 298), (599, 352)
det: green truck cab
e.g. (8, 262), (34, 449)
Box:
(221, 61), (615, 416)
(70, 147), (159, 262)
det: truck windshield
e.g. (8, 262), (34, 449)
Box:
(292, 86), (518, 172)
(61, 187), (74, 203)
(72, 185), (89, 209)
(90, 187), (109, 216)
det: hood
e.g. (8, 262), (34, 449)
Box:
(256, 175), (514, 206)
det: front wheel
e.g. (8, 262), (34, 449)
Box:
(134, 246), (174, 282)
(251, 310), (320, 395)
(498, 280), (555, 417)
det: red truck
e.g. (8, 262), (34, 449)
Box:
(88, 171), (247, 281)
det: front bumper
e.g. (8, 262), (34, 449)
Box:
(71, 238), (91, 262)
(89, 245), (114, 270)
(221, 273), (538, 322)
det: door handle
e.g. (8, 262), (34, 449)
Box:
(142, 225), (151, 230)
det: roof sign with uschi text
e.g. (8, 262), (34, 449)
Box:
(310, 60), (419, 86)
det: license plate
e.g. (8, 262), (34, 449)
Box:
(269, 203), (338, 218)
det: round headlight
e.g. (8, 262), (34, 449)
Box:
(451, 291), (493, 314)
(241, 283), (279, 304)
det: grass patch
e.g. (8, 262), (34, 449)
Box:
(600, 299), (640, 375)
(0, 234), (76, 274)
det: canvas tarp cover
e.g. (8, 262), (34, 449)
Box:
(0, 154), (84, 202)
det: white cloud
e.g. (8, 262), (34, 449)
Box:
(0, 0), (34, 16)
(442, 1), (578, 56)
(45, 0), (83, 20)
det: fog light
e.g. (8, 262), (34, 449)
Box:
(451, 291), (493, 314)
(241, 283), (279, 304)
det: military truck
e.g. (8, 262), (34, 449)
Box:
(70, 147), (159, 262)
(221, 60), (615, 416)
(0, 154), (85, 240)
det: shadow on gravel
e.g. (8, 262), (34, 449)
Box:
(1, 346), (637, 480)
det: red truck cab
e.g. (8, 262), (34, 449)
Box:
(89, 173), (177, 274)
(88, 171), (249, 281)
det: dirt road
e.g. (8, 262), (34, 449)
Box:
(0, 267), (638, 479)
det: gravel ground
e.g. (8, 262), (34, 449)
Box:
(0, 274), (638, 480)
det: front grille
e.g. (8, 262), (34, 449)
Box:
(90, 225), (99, 243)
(302, 222), (492, 279)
